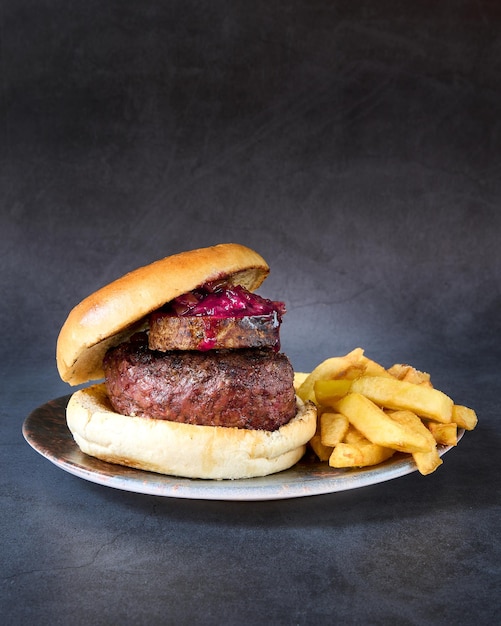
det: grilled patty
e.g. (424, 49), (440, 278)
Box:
(103, 333), (297, 430)
(148, 311), (281, 352)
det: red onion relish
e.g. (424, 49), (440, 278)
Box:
(164, 281), (286, 319)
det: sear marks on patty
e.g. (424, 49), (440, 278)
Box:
(148, 311), (281, 352)
(103, 333), (296, 430)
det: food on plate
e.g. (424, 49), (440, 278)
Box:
(427, 421), (458, 446)
(387, 409), (442, 475)
(451, 404), (478, 430)
(314, 380), (353, 406)
(298, 349), (477, 475)
(386, 363), (432, 386)
(103, 338), (294, 430)
(333, 393), (432, 453)
(319, 412), (349, 447)
(329, 439), (395, 468)
(56, 243), (316, 479)
(349, 376), (454, 423)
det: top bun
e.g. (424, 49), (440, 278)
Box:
(56, 243), (270, 385)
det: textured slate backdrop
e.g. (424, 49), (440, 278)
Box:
(2, 1), (500, 381)
(2, 3), (501, 625)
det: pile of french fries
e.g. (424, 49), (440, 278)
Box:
(294, 348), (477, 475)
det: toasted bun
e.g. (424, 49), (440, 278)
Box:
(66, 384), (317, 480)
(57, 244), (269, 385)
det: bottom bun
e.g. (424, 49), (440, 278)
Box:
(66, 384), (317, 480)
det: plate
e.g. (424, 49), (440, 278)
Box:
(23, 396), (463, 501)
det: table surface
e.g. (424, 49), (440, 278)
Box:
(2, 2), (500, 624)
(5, 360), (499, 625)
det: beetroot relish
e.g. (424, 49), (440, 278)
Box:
(163, 281), (286, 319)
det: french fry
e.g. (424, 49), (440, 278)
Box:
(320, 412), (349, 447)
(296, 348), (476, 477)
(360, 357), (394, 378)
(427, 421), (458, 446)
(388, 410), (442, 475)
(411, 446), (442, 475)
(452, 405), (478, 431)
(350, 376), (453, 423)
(309, 434), (333, 462)
(329, 441), (395, 468)
(386, 409), (432, 438)
(334, 393), (431, 453)
(387, 363), (412, 380)
(297, 348), (366, 403)
(387, 363), (432, 387)
(343, 424), (369, 444)
(314, 379), (352, 406)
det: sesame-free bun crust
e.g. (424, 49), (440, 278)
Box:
(57, 244), (269, 385)
(66, 384), (317, 480)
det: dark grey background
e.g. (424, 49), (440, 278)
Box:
(2, 2), (500, 624)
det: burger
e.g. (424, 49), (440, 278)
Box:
(56, 243), (316, 480)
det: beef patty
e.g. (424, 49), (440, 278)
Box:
(103, 333), (297, 430)
(148, 311), (281, 352)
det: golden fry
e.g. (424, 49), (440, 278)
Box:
(452, 405), (478, 431)
(361, 357), (394, 378)
(309, 434), (333, 462)
(386, 409), (432, 437)
(427, 421), (458, 446)
(334, 393), (431, 453)
(320, 412), (349, 447)
(314, 379), (352, 406)
(329, 442), (395, 468)
(388, 410), (442, 475)
(343, 424), (369, 445)
(298, 348), (476, 477)
(411, 446), (443, 475)
(350, 376), (453, 423)
(387, 363), (432, 387)
(297, 348), (366, 403)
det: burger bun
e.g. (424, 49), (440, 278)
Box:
(66, 384), (317, 480)
(57, 243), (270, 385)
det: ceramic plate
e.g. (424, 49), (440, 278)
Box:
(23, 396), (463, 501)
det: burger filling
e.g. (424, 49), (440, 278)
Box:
(103, 333), (296, 430)
(102, 282), (296, 430)
(149, 281), (286, 352)
(160, 279), (285, 317)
